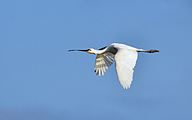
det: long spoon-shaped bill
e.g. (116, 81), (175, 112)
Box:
(68, 49), (89, 52)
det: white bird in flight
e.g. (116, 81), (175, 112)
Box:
(69, 43), (159, 89)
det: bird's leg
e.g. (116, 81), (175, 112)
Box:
(146, 49), (159, 53)
(138, 49), (159, 53)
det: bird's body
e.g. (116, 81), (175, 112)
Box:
(69, 43), (159, 89)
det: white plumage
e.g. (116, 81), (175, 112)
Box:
(69, 43), (159, 89)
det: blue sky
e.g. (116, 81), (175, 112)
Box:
(0, 0), (192, 120)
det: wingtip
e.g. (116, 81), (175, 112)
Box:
(123, 86), (130, 89)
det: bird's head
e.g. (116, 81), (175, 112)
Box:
(86, 48), (96, 54)
(68, 48), (96, 54)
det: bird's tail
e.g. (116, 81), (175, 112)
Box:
(137, 49), (159, 53)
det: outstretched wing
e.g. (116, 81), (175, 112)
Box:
(115, 49), (138, 89)
(94, 52), (115, 76)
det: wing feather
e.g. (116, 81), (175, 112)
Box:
(115, 49), (138, 89)
(94, 52), (115, 76)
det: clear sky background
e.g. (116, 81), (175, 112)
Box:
(1, 0), (192, 120)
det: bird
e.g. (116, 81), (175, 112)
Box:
(68, 43), (159, 89)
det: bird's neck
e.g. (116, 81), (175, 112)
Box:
(93, 49), (106, 54)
